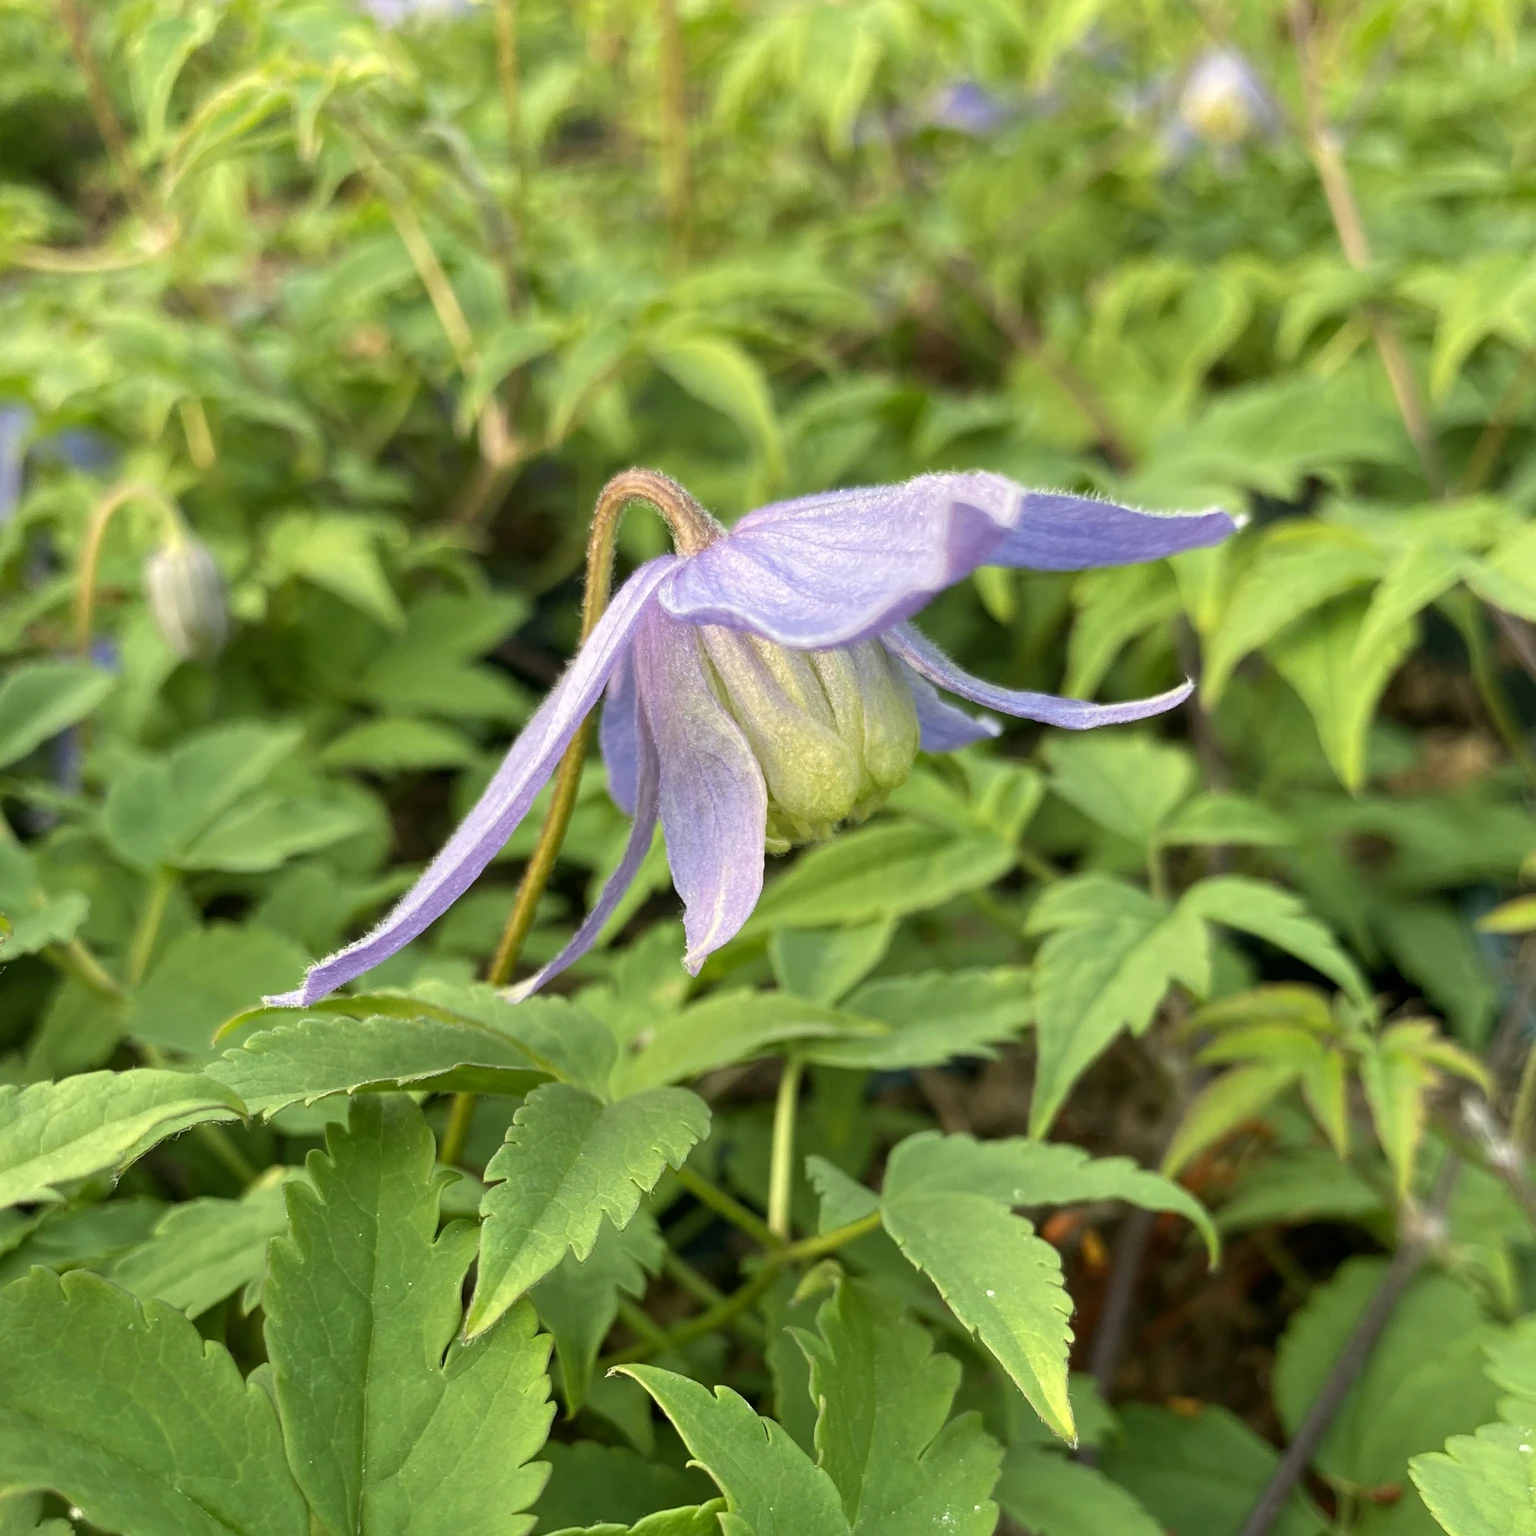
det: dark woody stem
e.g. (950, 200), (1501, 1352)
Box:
(439, 471), (719, 1167)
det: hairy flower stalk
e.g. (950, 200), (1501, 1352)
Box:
(268, 469), (1237, 1009)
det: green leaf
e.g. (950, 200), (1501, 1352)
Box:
(1411, 1424), (1536, 1536)
(878, 1134), (1074, 1442)
(263, 512), (405, 629)
(806, 1155), (881, 1233)
(1359, 1029), (1437, 1198)
(128, 924), (310, 1056)
(208, 1012), (556, 1117)
(1043, 734), (1195, 846)
(994, 1448), (1164, 1536)
(1157, 793), (1293, 848)
(0, 1070), (245, 1211)
(616, 1366), (852, 1536)
(887, 1132), (1216, 1262)
(0, 662), (113, 771)
(129, 5), (220, 150)
(1269, 592), (1416, 792)
(320, 717), (480, 772)
(1065, 563), (1183, 700)
(796, 1280), (1001, 1535)
(613, 991), (882, 1095)
(1353, 541), (1465, 667)
(106, 1179), (290, 1318)
(0, 891), (89, 961)
(1180, 876), (1370, 1005)
(1162, 1063), (1302, 1179)
(1378, 899), (1499, 1046)
(1029, 901), (1210, 1136)
(1214, 1146), (1386, 1233)
(1479, 896), (1536, 934)
(649, 331), (784, 474)
(0, 1268), (306, 1536)
(542, 1509), (723, 1536)
(769, 921), (895, 1005)
(0, 1198), (164, 1290)
(747, 823), (1015, 931)
(1274, 1257), (1500, 1504)
(265, 1097), (553, 1536)
(101, 723), (307, 872)
(803, 967), (1032, 1071)
(467, 1083), (710, 1336)
(531, 1210), (663, 1414)
(1201, 532), (1384, 704)
(1099, 1403), (1326, 1536)
(533, 1442), (713, 1533)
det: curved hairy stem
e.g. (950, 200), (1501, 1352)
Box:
(441, 471), (720, 1166)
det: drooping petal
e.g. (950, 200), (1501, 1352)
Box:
(599, 648), (641, 815)
(899, 660), (1001, 750)
(264, 557), (677, 1007)
(632, 606), (767, 973)
(885, 622), (1193, 730)
(505, 702), (662, 1002)
(986, 492), (1237, 571)
(657, 473), (1237, 648)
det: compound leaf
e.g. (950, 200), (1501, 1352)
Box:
(265, 1096), (553, 1536)
(0, 1070), (245, 1211)
(0, 1268), (305, 1536)
(617, 1366), (851, 1536)
(467, 1084), (709, 1337)
(797, 1279), (1001, 1535)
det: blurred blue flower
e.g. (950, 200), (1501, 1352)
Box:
(0, 407), (30, 526)
(269, 473), (1235, 1008)
(1164, 47), (1280, 165)
(920, 81), (1013, 138)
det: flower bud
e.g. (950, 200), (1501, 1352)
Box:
(696, 627), (919, 852)
(143, 529), (229, 661)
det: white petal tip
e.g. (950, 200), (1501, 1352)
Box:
(261, 989), (307, 1009)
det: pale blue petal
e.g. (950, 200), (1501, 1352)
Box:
(599, 648), (641, 815)
(899, 660), (1001, 750)
(263, 557), (677, 1007)
(634, 609), (767, 973)
(987, 493), (1237, 570)
(885, 622), (1193, 729)
(505, 701), (661, 1001)
(657, 474), (1235, 648)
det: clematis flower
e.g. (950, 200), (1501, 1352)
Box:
(268, 472), (1235, 1008)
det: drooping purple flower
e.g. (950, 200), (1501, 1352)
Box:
(267, 473), (1236, 1008)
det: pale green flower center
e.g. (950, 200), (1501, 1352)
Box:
(695, 627), (920, 853)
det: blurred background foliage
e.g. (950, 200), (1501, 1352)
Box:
(5, 0), (1536, 1533)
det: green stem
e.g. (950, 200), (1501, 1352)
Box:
(603, 1211), (882, 1366)
(138, 1042), (258, 1186)
(127, 866), (177, 988)
(767, 1054), (805, 1240)
(1464, 606), (1536, 787)
(438, 470), (725, 1167)
(616, 1295), (672, 1350)
(1016, 842), (1062, 886)
(1147, 843), (1169, 904)
(48, 937), (126, 1002)
(1512, 1043), (1536, 1156)
(438, 1091), (477, 1169)
(662, 1248), (728, 1310)
(674, 1165), (780, 1249)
